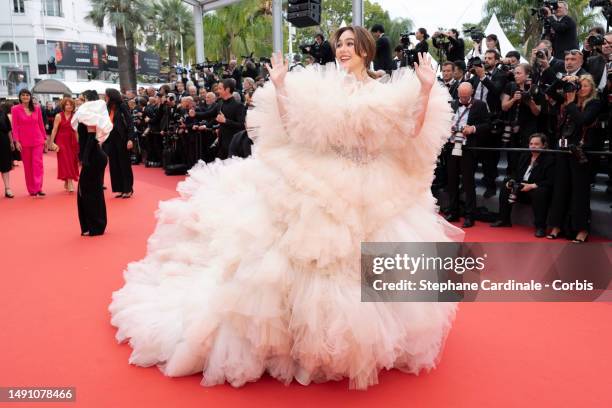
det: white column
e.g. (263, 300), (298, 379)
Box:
(193, 3), (205, 62)
(272, 0), (283, 54)
(352, 0), (363, 27)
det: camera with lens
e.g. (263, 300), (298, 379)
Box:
(450, 125), (467, 157)
(563, 79), (582, 93)
(506, 179), (524, 204)
(467, 56), (483, 75)
(531, 0), (559, 20)
(432, 31), (451, 49)
(587, 34), (606, 47)
(501, 121), (521, 145)
(465, 27), (485, 43)
(397, 32), (419, 68)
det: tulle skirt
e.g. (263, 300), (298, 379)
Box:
(110, 150), (463, 390)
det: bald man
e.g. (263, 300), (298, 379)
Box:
(445, 82), (491, 228)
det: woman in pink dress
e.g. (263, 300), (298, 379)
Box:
(11, 89), (47, 197)
(49, 97), (79, 192)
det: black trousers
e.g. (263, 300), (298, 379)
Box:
(447, 146), (477, 217)
(498, 184), (551, 229)
(478, 133), (500, 189)
(145, 132), (163, 163)
(105, 140), (133, 193)
(548, 153), (592, 232)
(78, 143), (108, 235)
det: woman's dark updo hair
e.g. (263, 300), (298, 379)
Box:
(418, 28), (429, 40)
(81, 90), (99, 102)
(105, 88), (123, 110)
(18, 89), (35, 112)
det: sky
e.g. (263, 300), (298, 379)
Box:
(373, 0), (489, 34)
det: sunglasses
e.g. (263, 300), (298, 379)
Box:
(564, 49), (583, 56)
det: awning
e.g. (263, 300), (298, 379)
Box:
(31, 79), (72, 95)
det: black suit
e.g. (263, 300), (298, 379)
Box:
(446, 99), (490, 218)
(311, 40), (334, 65)
(469, 68), (509, 190)
(374, 35), (394, 72)
(549, 99), (601, 232)
(537, 57), (565, 88)
(498, 153), (555, 229)
(217, 97), (246, 160)
(104, 103), (135, 194)
(546, 15), (579, 59)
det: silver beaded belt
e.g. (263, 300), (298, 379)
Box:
(330, 144), (379, 166)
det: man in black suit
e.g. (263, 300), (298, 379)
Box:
(531, 40), (565, 89)
(543, 1), (579, 59)
(310, 34), (335, 65)
(371, 24), (394, 73)
(491, 134), (555, 237)
(561, 49), (587, 77)
(215, 78), (246, 160)
(469, 49), (509, 198)
(445, 82), (491, 228)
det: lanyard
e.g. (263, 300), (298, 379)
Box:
(455, 103), (471, 128)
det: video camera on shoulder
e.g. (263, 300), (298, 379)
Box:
(464, 27), (485, 43)
(531, 0), (559, 20)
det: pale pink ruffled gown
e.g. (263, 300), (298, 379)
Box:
(109, 66), (464, 390)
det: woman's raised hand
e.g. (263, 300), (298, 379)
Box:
(265, 52), (289, 89)
(414, 52), (435, 91)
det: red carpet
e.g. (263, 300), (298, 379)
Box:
(1, 154), (611, 407)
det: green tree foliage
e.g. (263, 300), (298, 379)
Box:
(88, 0), (147, 92)
(482, 0), (600, 54)
(146, 0), (194, 66)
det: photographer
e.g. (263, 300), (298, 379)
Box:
(143, 95), (163, 167)
(223, 60), (243, 93)
(547, 74), (601, 243)
(491, 134), (555, 237)
(445, 82), (491, 228)
(371, 24), (394, 72)
(433, 29), (465, 63)
(581, 26), (605, 60)
(503, 51), (521, 67)
(215, 78), (246, 160)
(304, 34), (334, 66)
(531, 40), (565, 89)
(413, 28), (430, 55)
(469, 49), (510, 198)
(501, 64), (543, 174)
(439, 61), (459, 99)
(583, 31), (612, 90)
(542, 1), (579, 59)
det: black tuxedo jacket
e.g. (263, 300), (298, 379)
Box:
(450, 99), (491, 146)
(511, 153), (555, 189)
(218, 97), (246, 142)
(468, 68), (509, 113)
(547, 15), (579, 59)
(374, 35), (394, 72)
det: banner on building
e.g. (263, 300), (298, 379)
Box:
(36, 40), (160, 76)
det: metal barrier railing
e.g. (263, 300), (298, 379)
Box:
(466, 147), (612, 156)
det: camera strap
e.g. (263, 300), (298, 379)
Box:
(454, 103), (471, 129)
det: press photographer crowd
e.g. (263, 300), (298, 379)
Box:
(1, 0), (611, 242)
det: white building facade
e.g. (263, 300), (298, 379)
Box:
(0, 0), (158, 98)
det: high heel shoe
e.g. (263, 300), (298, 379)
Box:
(122, 190), (134, 199)
(572, 234), (589, 244)
(4, 189), (14, 198)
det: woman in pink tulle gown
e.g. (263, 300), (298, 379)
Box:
(49, 97), (79, 192)
(109, 26), (464, 390)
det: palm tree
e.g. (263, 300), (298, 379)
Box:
(203, 0), (273, 62)
(87, 0), (147, 92)
(147, 0), (194, 66)
(482, 0), (599, 55)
